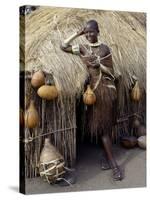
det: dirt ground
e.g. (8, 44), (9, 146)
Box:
(25, 144), (146, 194)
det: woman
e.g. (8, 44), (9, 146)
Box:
(60, 20), (123, 181)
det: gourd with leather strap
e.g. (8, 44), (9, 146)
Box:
(39, 138), (65, 183)
(83, 84), (96, 105)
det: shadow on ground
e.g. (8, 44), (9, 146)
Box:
(9, 186), (19, 193)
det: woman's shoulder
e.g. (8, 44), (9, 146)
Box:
(99, 43), (111, 54)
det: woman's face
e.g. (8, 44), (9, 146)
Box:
(85, 29), (98, 43)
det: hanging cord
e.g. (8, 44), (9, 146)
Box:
(56, 177), (73, 186)
(22, 126), (77, 144)
(93, 69), (102, 91)
(56, 166), (76, 186)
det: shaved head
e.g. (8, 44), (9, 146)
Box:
(85, 20), (100, 33)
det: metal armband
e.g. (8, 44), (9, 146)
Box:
(72, 44), (80, 55)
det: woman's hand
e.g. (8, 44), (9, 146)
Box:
(82, 55), (100, 67)
(83, 54), (97, 62)
(77, 28), (85, 36)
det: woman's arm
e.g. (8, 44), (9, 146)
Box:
(100, 44), (113, 68)
(60, 30), (85, 54)
(60, 44), (72, 53)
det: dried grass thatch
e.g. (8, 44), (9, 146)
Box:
(20, 6), (146, 178)
(20, 6), (146, 93)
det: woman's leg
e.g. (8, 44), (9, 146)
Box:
(100, 149), (111, 170)
(101, 134), (124, 180)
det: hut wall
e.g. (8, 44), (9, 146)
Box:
(23, 74), (76, 178)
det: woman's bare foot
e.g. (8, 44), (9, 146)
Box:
(101, 157), (111, 170)
(112, 166), (124, 181)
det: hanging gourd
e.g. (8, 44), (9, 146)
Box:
(37, 85), (58, 100)
(24, 100), (39, 128)
(131, 81), (142, 102)
(31, 70), (45, 88)
(83, 84), (96, 105)
(39, 138), (65, 184)
(132, 118), (141, 128)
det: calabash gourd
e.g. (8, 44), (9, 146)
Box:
(138, 136), (146, 149)
(83, 85), (96, 105)
(37, 85), (58, 100)
(131, 81), (142, 102)
(120, 136), (137, 148)
(25, 100), (39, 128)
(39, 138), (65, 183)
(31, 70), (45, 88)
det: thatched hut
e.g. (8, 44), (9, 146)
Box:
(20, 6), (146, 178)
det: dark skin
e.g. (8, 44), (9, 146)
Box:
(61, 24), (123, 181)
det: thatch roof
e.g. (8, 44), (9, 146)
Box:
(20, 6), (146, 98)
